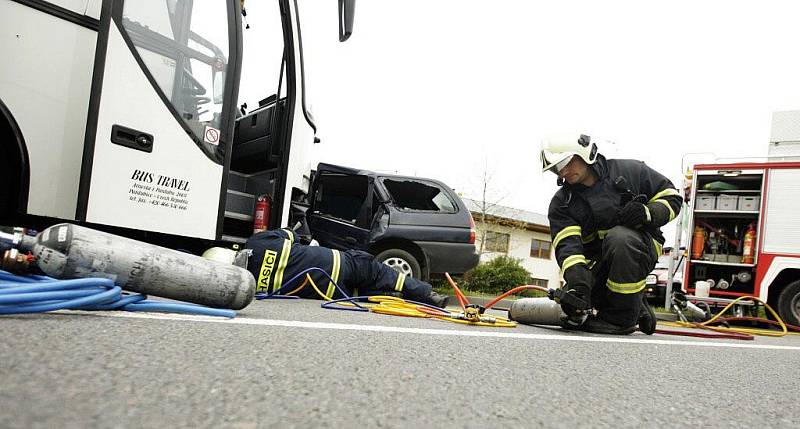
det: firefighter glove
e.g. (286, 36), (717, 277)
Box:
(561, 264), (593, 317)
(618, 201), (650, 229)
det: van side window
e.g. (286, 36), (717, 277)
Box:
(382, 179), (457, 213)
(314, 174), (368, 223)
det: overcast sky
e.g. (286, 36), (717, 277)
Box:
(239, 0), (800, 243)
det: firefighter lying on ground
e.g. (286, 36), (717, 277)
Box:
(245, 228), (450, 308)
(541, 133), (683, 335)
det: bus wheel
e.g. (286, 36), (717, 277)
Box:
(777, 280), (800, 326)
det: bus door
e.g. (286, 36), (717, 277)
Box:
(78, 0), (241, 239)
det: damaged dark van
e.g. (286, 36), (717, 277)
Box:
(302, 163), (479, 280)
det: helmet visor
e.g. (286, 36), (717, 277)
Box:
(554, 155), (574, 173)
(542, 150), (575, 173)
(541, 150), (575, 174)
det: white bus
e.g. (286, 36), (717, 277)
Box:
(0, 0), (354, 248)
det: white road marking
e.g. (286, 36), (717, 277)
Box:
(62, 310), (800, 351)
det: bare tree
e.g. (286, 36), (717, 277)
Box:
(475, 162), (496, 255)
(470, 159), (529, 256)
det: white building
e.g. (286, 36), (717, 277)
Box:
(462, 198), (561, 289)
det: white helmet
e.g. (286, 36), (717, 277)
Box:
(540, 133), (598, 173)
(201, 247), (237, 264)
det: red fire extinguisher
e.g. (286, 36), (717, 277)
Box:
(691, 226), (706, 260)
(741, 222), (756, 264)
(253, 194), (271, 234)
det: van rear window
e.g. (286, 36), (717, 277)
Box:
(382, 179), (457, 213)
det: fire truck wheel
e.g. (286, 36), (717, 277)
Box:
(776, 280), (800, 326)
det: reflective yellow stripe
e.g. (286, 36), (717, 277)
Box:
(561, 254), (588, 275)
(272, 238), (292, 293)
(394, 273), (406, 292)
(325, 249), (341, 299)
(653, 239), (663, 257)
(553, 226), (581, 249)
(282, 228), (295, 243)
(579, 229), (608, 244)
(654, 199), (676, 221)
(607, 278), (646, 294)
(648, 188), (681, 203)
(255, 249), (278, 293)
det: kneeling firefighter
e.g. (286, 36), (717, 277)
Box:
(541, 133), (683, 334)
(245, 228), (450, 308)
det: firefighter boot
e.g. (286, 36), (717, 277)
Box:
(638, 294), (657, 335)
(581, 315), (637, 335)
(423, 291), (450, 309)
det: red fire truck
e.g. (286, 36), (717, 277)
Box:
(682, 111), (800, 325)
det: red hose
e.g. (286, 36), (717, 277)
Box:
(444, 273), (468, 310)
(484, 285), (549, 311)
(417, 306), (450, 317)
(655, 324), (754, 340)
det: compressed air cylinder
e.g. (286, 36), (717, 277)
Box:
(19, 223), (255, 310)
(508, 297), (565, 326)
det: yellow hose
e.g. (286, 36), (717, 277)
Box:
(286, 275), (792, 334)
(675, 296), (791, 337)
(286, 272), (516, 327)
(283, 276), (309, 297)
(306, 274), (334, 300)
(305, 275), (373, 308)
(366, 296), (517, 327)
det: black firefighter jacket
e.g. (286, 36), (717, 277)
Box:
(547, 154), (683, 278)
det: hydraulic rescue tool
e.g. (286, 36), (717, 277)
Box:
(671, 292), (711, 322)
(657, 291), (800, 339)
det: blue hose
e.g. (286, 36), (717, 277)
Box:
(320, 295), (446, 314)
(0, 270), (235, 318)
(255, 266), (368, 312)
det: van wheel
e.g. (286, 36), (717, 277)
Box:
(376, 249), (421, 279)
(777, 280), (800, 326)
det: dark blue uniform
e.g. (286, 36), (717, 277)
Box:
(245, 228), (434, 302)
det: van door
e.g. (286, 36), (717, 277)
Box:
(77, 0), (240, 239)
(307, 170), (374, 250)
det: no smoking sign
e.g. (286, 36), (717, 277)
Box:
(204, 126), (220, 146)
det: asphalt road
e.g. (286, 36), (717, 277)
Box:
(2, 298), (799, 428)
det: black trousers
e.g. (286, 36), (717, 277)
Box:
(590, 226), (658, 327)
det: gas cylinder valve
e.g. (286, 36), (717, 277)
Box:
(548, 288), (591, 311)
(1, 248), (33, 273)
